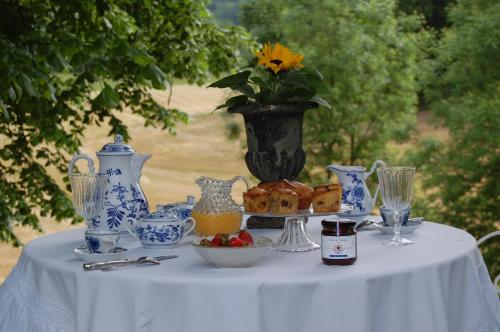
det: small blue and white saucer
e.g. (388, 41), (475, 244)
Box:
(73, 245), (128, 262)
(377, 219), (424, 235)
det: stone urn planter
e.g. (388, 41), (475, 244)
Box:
(228, 102), (318, 229)
(228, 102), (318, 182)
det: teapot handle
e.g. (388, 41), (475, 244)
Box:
(181, 217), (196, 238)
(365, 160), (386, 207)
(68, 153), (95, 176)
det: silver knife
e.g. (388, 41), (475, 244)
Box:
(83, 255), (178, 271)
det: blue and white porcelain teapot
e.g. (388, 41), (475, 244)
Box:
(68, 134), (151, 233)
(327, 160), (386, 218)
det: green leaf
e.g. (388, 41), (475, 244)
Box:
(0, 99), (9, 120)
(143, 0), (152, 9)
(312, 96), (332, 109)
(213, 95), (249, 112)
(70, 52), (91, 67)
(249, 76), (267, 87)
(235, 83), (255, 97)
(12, 81), (22, 100)
(20, 73), (39, 97)
(93, 84), (120, 108)
(103, 17), (113, 29)
(45, 83), (57, 102)
(8, 86), (16, 101)
(129, 47), (155, 66)
(142, 64), (168, 89)
(208, 71), (251, 90)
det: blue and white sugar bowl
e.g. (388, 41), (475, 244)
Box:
(126, 212), (196, 248)
(157, 195), (195, 220)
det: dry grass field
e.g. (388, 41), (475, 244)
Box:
(0, 85), (251, 283)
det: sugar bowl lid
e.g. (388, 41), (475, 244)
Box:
(97, 134), (135, 156)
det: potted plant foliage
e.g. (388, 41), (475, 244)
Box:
(209, 42), (330, 182)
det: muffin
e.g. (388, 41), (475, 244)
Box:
(312, 184), (342, 212)
(243, 186), (271, 213)
(258, 180), (297, 192)
(291, 181), (314, 210)
(270, 188), (299, 214)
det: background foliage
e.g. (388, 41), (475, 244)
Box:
(0, 0), (246, 245)
(408, 0), (500, 279)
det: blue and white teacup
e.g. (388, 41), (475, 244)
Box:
(380, 206), (411, 226)
(85, 229), (120, 254)
(126, 212), (196, 248)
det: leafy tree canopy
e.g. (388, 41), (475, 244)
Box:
(409, 0), (500, 277)
(0, 0), (247, 245)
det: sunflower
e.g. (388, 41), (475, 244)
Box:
(255, 42), (304, 74)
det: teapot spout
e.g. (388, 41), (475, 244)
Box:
(131, 153), (152, 183)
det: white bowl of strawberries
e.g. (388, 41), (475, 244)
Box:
(192, 230), (272, 268)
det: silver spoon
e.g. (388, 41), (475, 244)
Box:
(355, 219), (383, 230)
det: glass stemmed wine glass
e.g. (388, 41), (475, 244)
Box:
(376, 167), (416, 247)
(69, 173), (108, 229)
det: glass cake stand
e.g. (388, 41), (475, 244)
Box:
(245, 204), (353, 252)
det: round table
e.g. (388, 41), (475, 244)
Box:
(1, 219), (499, 332)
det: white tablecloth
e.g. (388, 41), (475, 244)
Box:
(1, 219), (499, 332)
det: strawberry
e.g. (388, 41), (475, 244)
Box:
(199, 239), (211, 247)
(229, 237), (245, 247)
(211, 235), (223, 247)
(238, 230), (254, 245)
(211, 233), (230, 247)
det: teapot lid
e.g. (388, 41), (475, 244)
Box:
(97, 134), (135, 156)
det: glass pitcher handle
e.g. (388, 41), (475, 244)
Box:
(230, 176), (250, 209)
(68, 154), (95, 176)
(230, 176), (250, 191)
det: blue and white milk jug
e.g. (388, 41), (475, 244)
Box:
(69, 134), (151, 233)
(327, 160), (386, 218)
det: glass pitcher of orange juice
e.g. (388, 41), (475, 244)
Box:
(192, 176), (249, 236)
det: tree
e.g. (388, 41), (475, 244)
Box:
(0, 0), (247, 245)
(240, 0), (284, 44)
(408, 0), (500, 278)
(398, 0), (454, 31)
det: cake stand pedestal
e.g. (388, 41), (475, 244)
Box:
(246, 205), (352, 252)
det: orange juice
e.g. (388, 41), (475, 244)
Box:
(192, 211), (242, 236)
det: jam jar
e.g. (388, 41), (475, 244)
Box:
(321, 218), (357, 265)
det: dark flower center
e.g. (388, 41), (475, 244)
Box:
(270, 59), (282, 65)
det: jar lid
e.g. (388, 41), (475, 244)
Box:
(321, 218), (356, 227)
(97, 134), (135, 156)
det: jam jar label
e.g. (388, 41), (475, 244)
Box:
(321, 235), (356, 259)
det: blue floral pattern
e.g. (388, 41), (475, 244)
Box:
(342, 171), (367, 213)
(86, 236), (100, 253)
(101, 146), (131, 153)
(136, 224), (182, 243)
(92, 168), (148, 230)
